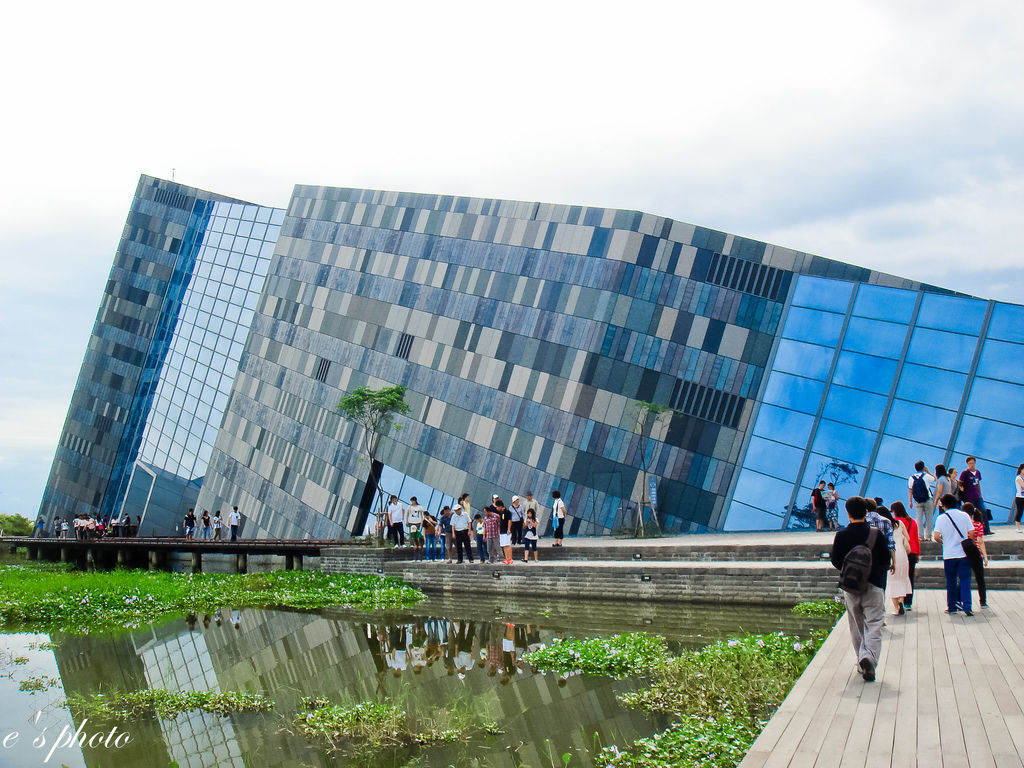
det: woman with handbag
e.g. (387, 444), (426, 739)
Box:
(962, 502), (989, 608)
(891, 502), (919, 610)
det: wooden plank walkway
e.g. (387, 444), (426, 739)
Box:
(740, 589), (1024, 768)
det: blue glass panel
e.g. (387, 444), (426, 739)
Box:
(904, 327), (978, 367)
(791, 276), (854, 312)
(751, 404), (815, 447)
(723, 501), (784, 531)
(741, 436), (805, 482)
(823, 385), (887, 431)
(988, 303), (1024, 344)
(946, 452), (1015, 522)
(799, 453), (865, 514)
(917, 294), (986, 335)
(864, 470), (910, 511)
(782, 307), (844, 347)
(842, 317), (907, 359)
(874, 435), (940, 479)
(773, 339), (834, 380)
(731, 469), (795, 516)
(832, 351), (898, 394)
(811, 419), (876, 465)
(895, 363), (966, 405)
(966, 378), (1024, 421)
(762, 372), (825, 414)
(955, 416), (1024, 467)
(852, 285), (917, 323)
(976, 338), (1024, 381)
(885, 399), (956, 448)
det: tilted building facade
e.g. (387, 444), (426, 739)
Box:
(40, 177), (1024, 537)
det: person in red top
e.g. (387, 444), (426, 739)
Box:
(962, 502), (989, 608)
(890, 502), (920, 611)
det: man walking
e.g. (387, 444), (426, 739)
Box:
(908, 460), (936, 538)
(228, 506), (241, 541)
(934, 493), (976, 615)
(830, 496), (891, 682)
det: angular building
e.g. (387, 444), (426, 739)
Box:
(40, 177), (1024, 537)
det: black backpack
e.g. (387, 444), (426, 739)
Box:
(838, 528), (879, 594)
(911, 473), (930, 503)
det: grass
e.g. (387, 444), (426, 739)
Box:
(0, 564), (426, 635)
(66, 689), (274, 720)
(522, 632), (670, 677)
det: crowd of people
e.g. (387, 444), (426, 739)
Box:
(830, 454), (1008, 684)
(378, 489), (568, 564)
(181, 507), (243, 541)
(42, 514), (142, 540)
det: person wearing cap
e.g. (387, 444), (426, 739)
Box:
(509, 495), (524, 545)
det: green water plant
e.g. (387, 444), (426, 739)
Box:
(792, 598), (846, 619)
(66, 689), (274, 720)
(600, 715), (760, 768)
(522, 632), (669, 677)
(0, 566), (426, 635)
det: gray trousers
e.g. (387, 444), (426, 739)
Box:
(843, 584), (885, 667)
(915, 500), (935, 538)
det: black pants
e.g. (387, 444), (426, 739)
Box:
(454, 529), (473, 562)
(905, 553), (919, 606)
(510, 520), (523, 545)
(1015, 497), (1024, 523)
(230, 524), (238, 541)
(391, 522), (405, 546)
(968, 554), (987, 606)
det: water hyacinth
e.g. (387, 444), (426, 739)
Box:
(522, 632), (669, 677)
(0, 566), (425, 636)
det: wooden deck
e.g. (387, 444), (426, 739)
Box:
(740, 589), (1024, 768)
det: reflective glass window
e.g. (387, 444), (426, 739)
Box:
(976, 339), (1024, 381)
(742, 436), (804, 482)
(270, 209), (285, 225)
(791, 276), (853, 312)
(864, 470), (908, 510)
(917, 294), (986, 335)
(885, 399), (956, 448)
(873, 435), (939, 478)
(751, 403), (815, 447)
(966, 378), (1024, 421)
(842, 317), (907, 359)
(723, 500), (784, 531)
(811, 418), (876, 465)
(761, 372), (825, 414)
(823, 385), (887, 431)
(955, 416), (1024, 466)
(773, 339), (834, 380)
(987, 303), (1024, 344)
(731, 468), (796, 515)
(895, 363), (966, 405)
(832, 351), (898, 394)
(852, 285), (916, 323)
(799, 453), (865, 515)
(782, 307), (844, 347)
(904, 328), (978, 368)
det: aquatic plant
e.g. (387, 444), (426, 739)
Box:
(600, 715), (760, 768)
(522, 632), (669, 677)
(792, 598), (846, 619)
(0, 566), (426, 635)
(66, 689), (273, 720)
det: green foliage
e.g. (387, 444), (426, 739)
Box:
(0, 514), (34, 536)
(620, 631), (823, 721)
(336, 385), (411, 459)
(523, 632), (670, 678)
(599, 715), (760, 768)
(0, 566), (426, 635)
(67, 689), (273, 720)
(293, 699), (499, 750)
(792, 598), (846, 619)
(18, 675), (59, 693)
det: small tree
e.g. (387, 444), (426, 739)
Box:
(631, 400), (673, 537)
(336, 385), (410, 543)
(785, 458), (860, 529)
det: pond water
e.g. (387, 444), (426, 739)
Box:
(0, 592), (828, 768)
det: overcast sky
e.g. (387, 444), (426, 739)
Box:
(0, 1), (1021, 518)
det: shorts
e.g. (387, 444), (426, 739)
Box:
(184, 526), (195, 536)
(814, 509), (827, 523)
(499, 533), (511, 547)
(524, 537), (537, 552)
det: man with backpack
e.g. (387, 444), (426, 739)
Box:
(830, 496), (892, 682)
(907, 460), (937, 538)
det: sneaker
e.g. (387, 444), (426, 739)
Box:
(859, 658), (875, 682)
(965, 610), (975, 617)
(981, 603), (989, 609)
(904, 605), (912, 612)
(945, 609), (959, 614)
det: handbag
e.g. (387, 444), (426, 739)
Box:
(943, 511), (981, 562)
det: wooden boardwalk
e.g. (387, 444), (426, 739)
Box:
(740, 589), (1024, 768)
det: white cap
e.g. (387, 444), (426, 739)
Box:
(492, 494), (498, 499)
(512, 495), (520, 502)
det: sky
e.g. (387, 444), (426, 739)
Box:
(0, 1), (1021, 518)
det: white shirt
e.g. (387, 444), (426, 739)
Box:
(406, 504), (423, 525)
(1016, 475), (1024, 498)
(553, 498), (566, 519)
(908, 472), (936, 499)
(228, 510), (241, 525)
(934, 507), (975, 559)
(388, 502), (405, 524)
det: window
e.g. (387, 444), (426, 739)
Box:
(669, 379), (745, 428)
(704, 252), (786, 300)
(314, 357), (331, 383)
(395, 332), (414, 361)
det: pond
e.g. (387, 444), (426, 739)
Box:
(0, 587), (828, 767)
